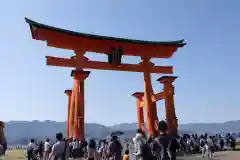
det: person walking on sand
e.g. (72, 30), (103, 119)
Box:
(48, 132), (66, 160)
(27, 139), (36, 160)
(44, 139), (51, 160)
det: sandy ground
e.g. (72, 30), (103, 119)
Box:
(2, 149), (240, 160)
(176, 151), (240, 160)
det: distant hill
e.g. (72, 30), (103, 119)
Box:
(5, 121), (110, 145)
(4, 120), (240, 145)
(179, 120), (240, 134)
(109, 120), (240, 134)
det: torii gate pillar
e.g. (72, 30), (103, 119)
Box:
(64, 89), (72, 138)
(132, 92), (145, 131)
(157, 76), (178, 135)
(142, 57), (158, 137)
(71, 70), (90, 140)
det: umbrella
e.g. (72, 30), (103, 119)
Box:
(110, 131), (124, 137)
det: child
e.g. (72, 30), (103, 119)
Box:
(123, 149), (129, 160)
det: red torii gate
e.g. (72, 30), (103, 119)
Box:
(132, 76), (178, 135)
(25, 18), (186, 139)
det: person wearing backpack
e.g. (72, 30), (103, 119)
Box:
(148, 136), (159, 160)
(229, 135), (236, 151)
(169, 134), (180, 160)
(107, 135), (123, 160)
(219, 135), (224, 150)
(154, 120), (172, 160)
(133, 129), (150, 160)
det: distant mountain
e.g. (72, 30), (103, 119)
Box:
(179, 120), (240, 134)
(109, 122), (138, 131)
(5, 121), (111, 145)
(4, 120), (240, 145)
(109, 120), (240, 134)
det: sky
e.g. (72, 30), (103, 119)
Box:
(0, 0), (240, 126)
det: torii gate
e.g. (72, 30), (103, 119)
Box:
(132, 76), (178, 136)
(25, 18), (186, 139)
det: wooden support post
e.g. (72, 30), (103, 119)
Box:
(157, 76), (178, 135)
(132, 92), (145, 131)
(71, 70), (90, 140)
(64, 89), (72, 138)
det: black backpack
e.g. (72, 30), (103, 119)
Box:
(169, 138), (180, 151)
(200, 139), (205, 147)
(157, 136), (171, 160)
(140, 143), (154, 159)
(220, 138), (224, 144)
(108, 140), (122, 157)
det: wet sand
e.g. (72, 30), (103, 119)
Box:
(4, 149), (240, 160)
(129, 150), (240, 160)
(177, 151), (240, 160)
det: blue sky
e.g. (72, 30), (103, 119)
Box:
(0, 0), (239, 126)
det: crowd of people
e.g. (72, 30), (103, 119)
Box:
(177, 133), (236, 160)
(1, 120), (236, 160)
(26, 132), (123, 160)
(24, 120), (179, 160)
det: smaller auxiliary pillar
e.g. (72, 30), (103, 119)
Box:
(157, 76), (178, 135)
(64, 89), (72, 138)
(132, 92), (145, 131)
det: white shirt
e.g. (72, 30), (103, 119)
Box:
(187, 139), (191, 145)
(44, 141), (51, 152)
(51, 141), (65, 156)
(71, 141), (79, 149)
(207, 138), (213, 146)
(27, 142), (36, 151)
(98, 146), (104, 154)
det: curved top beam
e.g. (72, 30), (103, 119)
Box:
(25, 18), (186, 58)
